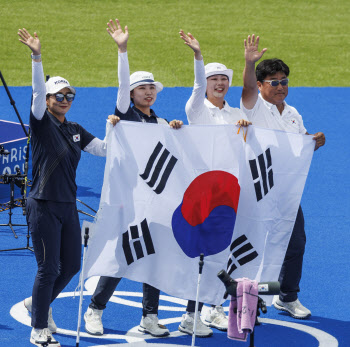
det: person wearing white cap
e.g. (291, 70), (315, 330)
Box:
(111, 19), (181, 127)
(83, 18), (183, 339)
(177, 30), (251, 334)
(18, 28), (119, 347)
(179, 30), (251, 127)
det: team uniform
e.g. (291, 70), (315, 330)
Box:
(181, 58), (247, 333)
(240, 94), (306, 134)
(186, 59), (248, 125)
(26, 59), (111, 333)
(87, 51), (167, 330)
(87, 51), (207, 337)
(240, 94), (307, 303)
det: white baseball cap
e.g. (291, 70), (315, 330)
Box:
(205, 63), (233, 86)
(129, 71), (163, 93)
(45, 76), (76, 95)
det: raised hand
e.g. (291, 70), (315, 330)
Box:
(244, 34), (267, 64)
(106, 18), (128, 53)
(179, 30), (202, 59)
(18, 28), (41, 55)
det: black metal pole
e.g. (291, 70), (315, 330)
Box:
(0, 70), (28, 137)
(0, 174), (33, 252)
(76, 198), (97, 214)
(249, 329), (255, 347)
(77, 209), (96, 219)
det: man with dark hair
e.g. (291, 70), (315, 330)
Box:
(240, 35), (325, 319)
(255, 58), (290, 84)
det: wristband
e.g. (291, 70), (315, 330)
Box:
(31, 53), (41, 60)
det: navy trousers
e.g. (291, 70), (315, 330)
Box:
(90, 277), (203, 315)
(278, 205), (306, 302)
(186, 300), (204, 313)
(26, 198), (81, 329)
(90, 276), (161, 316)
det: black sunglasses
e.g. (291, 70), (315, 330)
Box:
(50, 93), (75, 102)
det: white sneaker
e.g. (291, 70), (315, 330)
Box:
(30, 328), (60, 346)
(204, 305), (228, 331)
(274, 298), (311, 319)
(178, 312), (213, 337)
(24, 297), (57, 334)
(84, 307), (104, 335)
(138, 314), (170, 337)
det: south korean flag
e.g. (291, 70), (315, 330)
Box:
(83, 122), (314, 305)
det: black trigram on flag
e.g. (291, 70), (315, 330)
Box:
(140, 141), (178, 194)
(122, 218), (155, 265)
(227, 235), (258, 275)
(249, 148), (274, 202)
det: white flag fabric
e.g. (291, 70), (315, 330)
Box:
(83, 122), (314, 305)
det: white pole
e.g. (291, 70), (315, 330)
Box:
(191, 253), (204, 347)
(76, 227), (89, 347)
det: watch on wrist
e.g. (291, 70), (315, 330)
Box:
(31, 53), (41, 60)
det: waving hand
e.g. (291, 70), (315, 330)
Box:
(179, 30), (202, 60)
(244, 34), (267, 64)
(18, 28), (41, 55)
(107, 18), (129, 53)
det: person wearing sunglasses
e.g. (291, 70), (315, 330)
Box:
(18, 28), (119, 347)
(240, 34), (325, 320)
(47, 92), (76, 102)
(83, 18), (183, 340)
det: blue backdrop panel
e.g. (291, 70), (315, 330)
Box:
(0, 86), (349, 347)
(0, 120), (31, 204)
